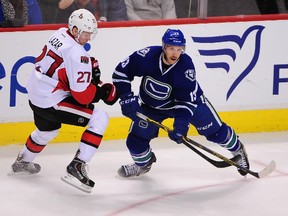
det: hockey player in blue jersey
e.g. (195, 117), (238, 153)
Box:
(112, 28), (250, 178)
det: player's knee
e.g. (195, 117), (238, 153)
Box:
(31, 128), (59, 144)
(206, 123), (232, 144)
(129, 118), (158, 140)
(88, 109), (109, 134)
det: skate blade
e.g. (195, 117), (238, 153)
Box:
(61, 173), (93, 193)
(7, 169), (37, 176)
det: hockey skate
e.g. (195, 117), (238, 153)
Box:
(9, 154), (41, 176)
(118, 152), (157, 178)
(233, 142), (250, 176)
(61, 157), (95, 193)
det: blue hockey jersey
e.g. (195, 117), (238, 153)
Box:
(112, 46), (204, 120)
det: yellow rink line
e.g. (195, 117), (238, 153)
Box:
(0, 109), (288, 146)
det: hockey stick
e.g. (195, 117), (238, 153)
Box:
(136, 112), (276, 179)
(136, 112), (239, 168)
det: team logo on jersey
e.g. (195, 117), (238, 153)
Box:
(185, 69), (196, 82)
(143, 76), (171, 100)
(81, 56), (89, 64)
(137, 47), (150, 57)
(192, 25), (264, 100)
(139, 120), (148, 128)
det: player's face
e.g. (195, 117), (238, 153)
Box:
(163, 45), (183, 65)
(78, 31), (93, 45)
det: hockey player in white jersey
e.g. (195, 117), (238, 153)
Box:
(10, 9), (119, 193)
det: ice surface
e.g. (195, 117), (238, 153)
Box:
(1, 132), (287, 216)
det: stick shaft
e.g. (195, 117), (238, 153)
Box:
(136, 112), (276, 178)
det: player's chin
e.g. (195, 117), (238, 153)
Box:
(169, 59), (177, 64)
(79, 40), (89, 46)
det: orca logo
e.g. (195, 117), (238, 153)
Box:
(139, 120), (148, 128)
(185, 69), (196, 82)
(143, 76), (172, 100)
(192, 25), (264, 100)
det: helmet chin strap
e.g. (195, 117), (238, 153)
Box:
(76, 29), (82, 42)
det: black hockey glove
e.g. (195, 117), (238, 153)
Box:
(91, 85), (106, 103)
(101, 83), (119, 105)
(119, 93), (140, 121)
(90, 57), (101, 85)
(168, 122), (189, 144)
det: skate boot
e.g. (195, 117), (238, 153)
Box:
(233, 142), (250, 176)
(118, 152), (157, 178)
(61, 157), (95, 193)
(10, 154), (41, 175)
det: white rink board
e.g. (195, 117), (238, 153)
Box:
(1, 19), (288, 122)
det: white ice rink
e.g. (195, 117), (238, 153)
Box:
(1, 132), (287, 216)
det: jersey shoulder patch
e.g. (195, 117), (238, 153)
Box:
(185, 69), (196, 82)
(137, 47), (150, 57)
(179, 55), (196, 82)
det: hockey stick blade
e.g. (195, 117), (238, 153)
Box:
(136, 112), (276, 178)
(136, 112), (239, 168)
(184, 136), (276, 178)
(256, 160), (276, 178)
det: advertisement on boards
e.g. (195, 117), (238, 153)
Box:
(1, 19), (288, 124)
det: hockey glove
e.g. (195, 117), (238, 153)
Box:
(101, 83), (119, 105)
(119, 93), (140, 121)
(168, 130), (184, 144)
(90, 57), (101, 85)
(91, 85), (106, 103)
(168, 123), (189, 144)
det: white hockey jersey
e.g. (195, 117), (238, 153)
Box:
(26, 27), (96, 108)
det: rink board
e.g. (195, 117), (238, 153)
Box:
(1, 108), (287, 146)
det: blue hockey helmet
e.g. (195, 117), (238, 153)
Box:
(162, 29), (186, 48)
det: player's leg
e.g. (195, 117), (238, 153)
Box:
(191, 97), (250, 176)
(55, 97), (109, 192)
(117, 132), (157, 178)
(10, 102), (60, 175)
(117, 108), (168, 178)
